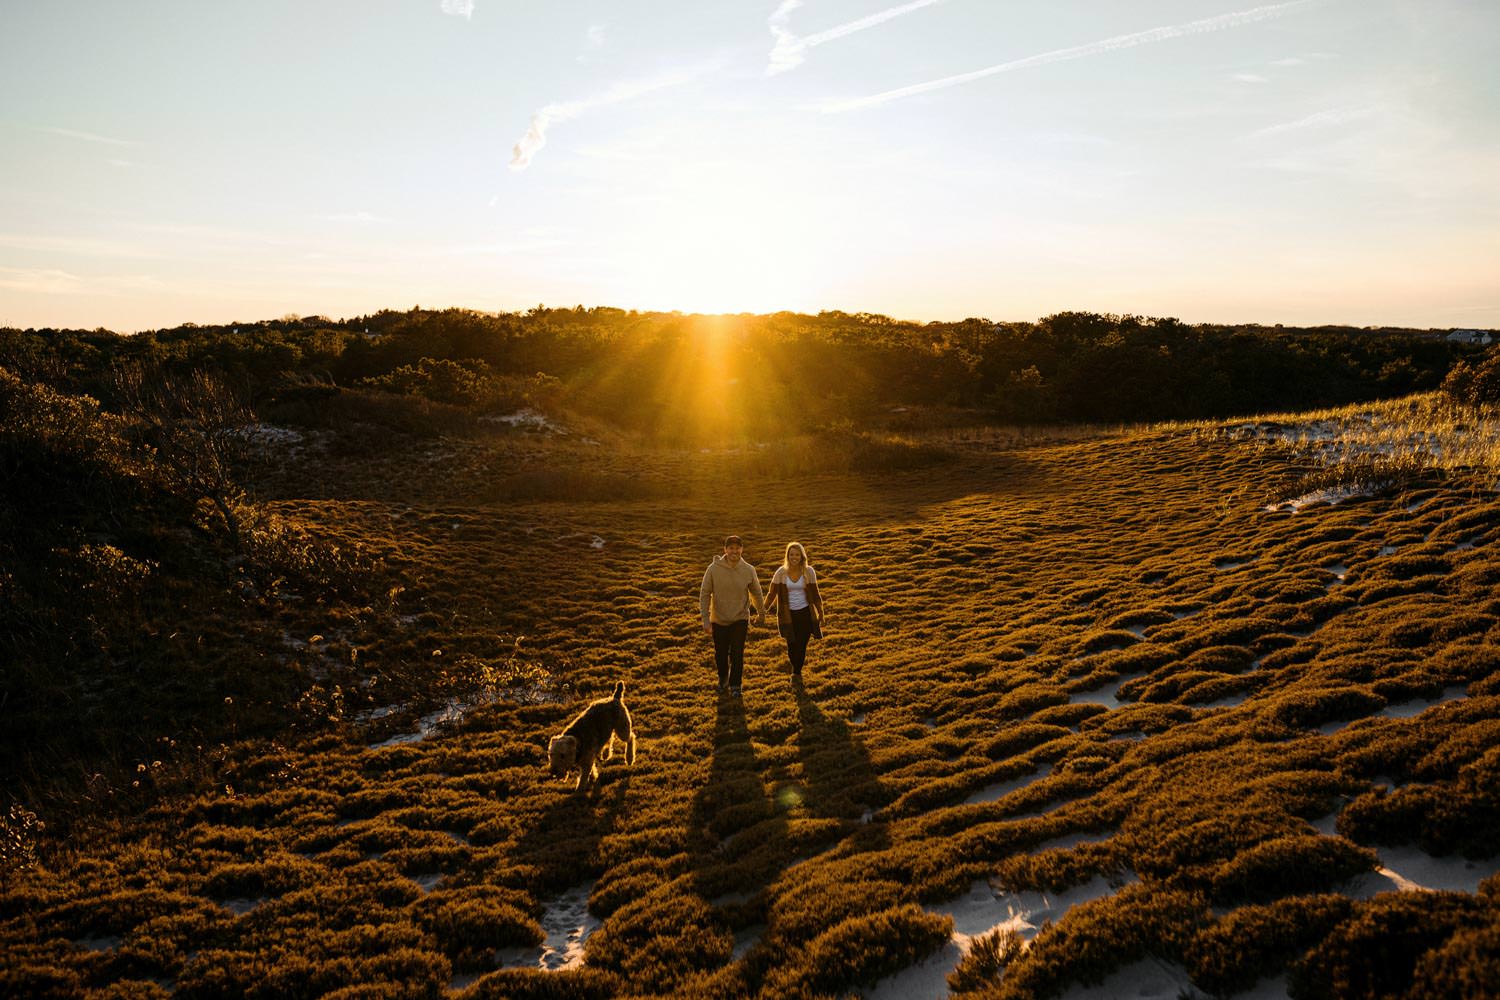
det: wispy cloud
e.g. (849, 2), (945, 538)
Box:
(0, 232), (156, 259)
(0, 266), (81, 294)
(509, 61), (719, 171)
(440, 0), (474, 20)
(769, 0), (947, 75)
(318, 211), (389, 224)
(816, 0), (1318, 112)
(1232, 72), (1269, 83)
(1249, 105), (1379, 138)
(38, 126), (137, 146)
(0, 266), (162, 295)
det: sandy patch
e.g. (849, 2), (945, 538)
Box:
(221, 897), (268, 915)
(1351, 846), (1500, 897)
(1318, 686), (1467, 734)
(1070, 677), (1128, 710)
(74, 934), (122, 951)
(1265, 484), (1381, 513)
(965, 765), (1054, 805)
(411, 873), (444, 893)
(732, 923), (764, 962)
(1055, 958), (1197, 999)
(483, 409), (567, 434)
(496, 882), (599, 971)
(368, 699), (468, 748)
(867, 875), (1132, 1000)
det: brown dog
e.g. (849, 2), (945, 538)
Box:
(547, 681), (636, 791)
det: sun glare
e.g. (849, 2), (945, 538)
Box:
(611, 172), (831, 315)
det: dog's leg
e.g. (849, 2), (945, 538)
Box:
(599, 735), (613, 762)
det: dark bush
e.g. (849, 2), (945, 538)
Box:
(1185, 894), (1353, 996)
(1211, 836), (1378, 904)
(1289, 892), (1489, 1000)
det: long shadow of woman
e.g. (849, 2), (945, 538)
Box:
(792, 677), (890, 849)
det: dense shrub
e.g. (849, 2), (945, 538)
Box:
(410, 886), (542, 967)
(1185, 894), (1353, 996)
(991, 885), (1210, 999)
(464, 967), (621, 1000)
(948, 927), (1023, 994)
(760, 903), (952, 999)
(1440, 352), (1500, 408)
(1210, 836), (1377, 904)
(1289, 892), (1490, 1000)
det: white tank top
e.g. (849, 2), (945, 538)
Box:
(785, 571), (809, 611)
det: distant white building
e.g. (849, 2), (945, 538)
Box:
(1447, 329), (1494, 345)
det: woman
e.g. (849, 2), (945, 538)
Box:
(766, 541), (825, 679)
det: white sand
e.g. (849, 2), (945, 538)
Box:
(220, 897), (268, 915)
(1071, 676), (1128, 710)
(1355, 846), (1500, 897)
(367, 698), (468, 748)
(496, 882), (600, 971)
(483, 409), (567, 434)
(1265, 484), (1381, 513)
(1318, 687), (1467, 734)
(965, 765), (1054, 805)
(1312, 811), (1498, 896)
(867, 875), (1129, 1000)
(411, 873), (444, 893)
(1054, 958), (1198, 999)
(732, 923), (764, 962)
(74, 934), (122, 951)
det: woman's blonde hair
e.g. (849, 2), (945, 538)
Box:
(783, 541), (810, 572)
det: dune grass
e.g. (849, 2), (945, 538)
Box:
(3, 399), (1500, 998)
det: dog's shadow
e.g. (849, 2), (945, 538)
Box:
(511, 750), (632, 895)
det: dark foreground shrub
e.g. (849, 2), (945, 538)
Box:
(1289, 892), (1489, 1000)
(1185, 894), (1353, 996)
(989, 885), (1210, 1000)
(760, 903), (952, 999)
(1408, 922), (1500, 999)
(463, 967), (621, 1000)
(948, 927), (1023, 994)
(1211, 836), (1378, 905)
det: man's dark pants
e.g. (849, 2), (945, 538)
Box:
(711, 619), (748, 688)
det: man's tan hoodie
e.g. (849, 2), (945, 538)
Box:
(700, 555), (765, 627)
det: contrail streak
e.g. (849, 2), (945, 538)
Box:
(510, 63), (719, 171)
(817, 0), (1316, 112)
(770, 0), (948, 75)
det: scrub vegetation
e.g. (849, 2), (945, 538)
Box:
(2, 311), (1499, 998)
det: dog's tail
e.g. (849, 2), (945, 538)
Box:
(611, 681), (625, 701)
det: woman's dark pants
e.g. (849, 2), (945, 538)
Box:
(784, 607), (814, 674)
(712, 619), (748, 688)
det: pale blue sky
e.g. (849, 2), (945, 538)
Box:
(2, 0), (1496, 330)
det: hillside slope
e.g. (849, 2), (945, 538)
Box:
(3, 412), (1499, 999)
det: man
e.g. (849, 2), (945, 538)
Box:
(699, 535), (765, 696)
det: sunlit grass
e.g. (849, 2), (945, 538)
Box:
(4, 390), (1500, 997)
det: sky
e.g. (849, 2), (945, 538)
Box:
(1, 0), (1497, 332)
